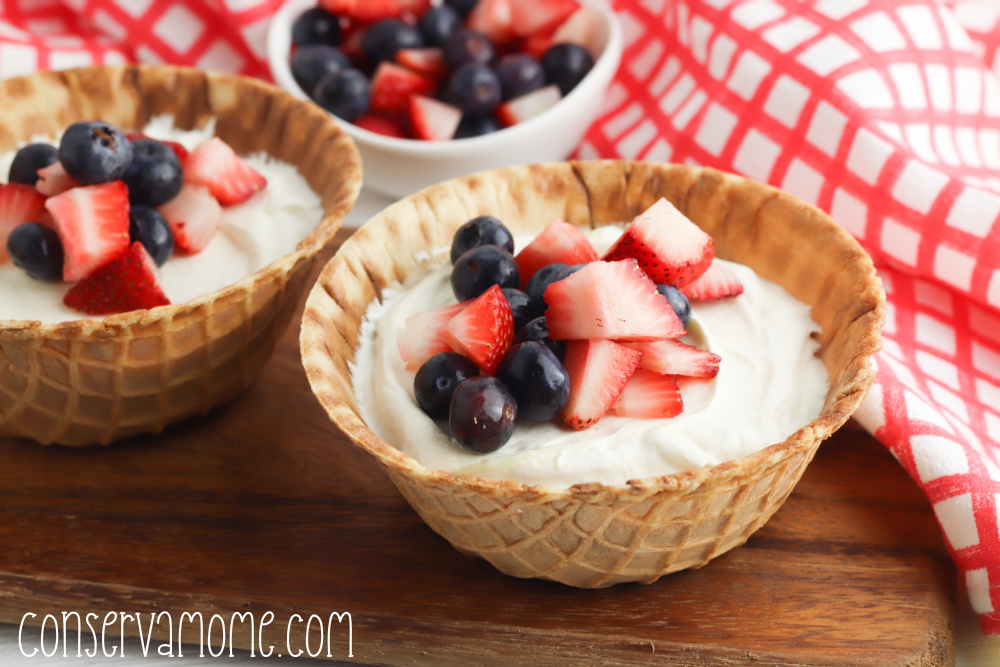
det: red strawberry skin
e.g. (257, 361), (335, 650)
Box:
(680, 262), (745, 301)
(398, 300), (469, 370)
(467, 0), (516, 44)
(158, 183), (222, 254)
(396, 48), (448, 79)
(509, 0), (578, 37)
(184, 137), (267, 206)
(45, 181), (130, 282)
(514, 219), (597, 289)
(0, 183), (47, 263)
(370, 63), (438, 116)
(561, 339), (642, 430)
(64, 242), (170, 315)
(441, 284), (514, 374)
(609, 369), (683, 419)
(354, 114), (410, 139)
(622, 340), (721, 378)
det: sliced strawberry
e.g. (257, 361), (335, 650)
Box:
(514, 218), (597, 288)
(609, 369), (683, 419)
(441, 284), (514, 374)
(45, 181), (130, 282)
(354, 114), (410, 139)
(523, 28), (556, 59)
(544, 259), (685, 341)
(398, 300), (469, 370)
(35, 162), (80, 197)
(0, 183), (46, 263)
(319, 0), (402, 21)
(409, 95), (462, 141)
(496, 85), (561, 127)
(621, 340), (721, 378)
(509, 0), (578, 37)
(561, 339), (641, 429)
(467, 0), (516, 44)
(63, 242), (170, 315)
(340, 25), (367, 60)
(680, 262), (745, 301)
(397, 48), (448, 79)
(125, 132), (188, 163)
(184, 137), (266, 206)
(158, 183), (222, 254)
(552, 5), (604, 59)
(370, 62), (438, 116)
(603, 198), (715, 288)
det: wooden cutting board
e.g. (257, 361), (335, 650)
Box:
(0, 231), (956, 666)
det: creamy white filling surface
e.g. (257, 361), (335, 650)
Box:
(0, 116), (323, 323)
(351, 226), (829, 488)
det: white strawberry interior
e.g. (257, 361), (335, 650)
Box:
(631, 198), (712, 263)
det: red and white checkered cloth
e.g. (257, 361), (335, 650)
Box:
(2, 0), (1000, 634)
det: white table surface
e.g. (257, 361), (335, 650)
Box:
(0, 187), (997, 665)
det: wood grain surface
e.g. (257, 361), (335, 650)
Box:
(0, 231), (956, 666)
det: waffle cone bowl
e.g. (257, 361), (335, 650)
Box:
(301, 161), (884, 587)
(0, 65), (361, 446)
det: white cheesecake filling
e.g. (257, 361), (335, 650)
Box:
(0, 115), (323, 323)
(351, 226), (829, 488)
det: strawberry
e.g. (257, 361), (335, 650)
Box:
(63, 242), (170, 315)
(496, 85), (561, 127)
(609, 369), (683, 419)
(126, 132), (188, 163)
(370, 63), (438, 116)
(509, 0), (578, 38)
(621, 340), (721, 378)
(158, 184), (222, 254)
(35, 162), (79, 197)
(397, 300), (469, 370)
(603, 198), (714, 287)
(339, 25), (367, 60)
(441, 284), (514, 374)
(552, 5), (604, 59)
(397, 48), (448, 79)
(354, 114), (410, 139)
(0, 183), (47, 263)
(409, 95), (462, 141)
(467, 0), (516, 44)
(513, 218), (597, 288)
(319, 0), (402, 21)
(523, 28), (556, 59)
(561, 339), (641, 429)
(45, 181), (130, 282)
(544, 259), (685, 341)
(680, 262), (745, 301)
(184, 137), (267, 206)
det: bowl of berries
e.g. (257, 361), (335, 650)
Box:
(0, 64), (361, 446)
(268, 0), (622, 198)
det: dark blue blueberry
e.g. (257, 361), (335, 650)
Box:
(414, 351), (479, 421)
(451, 245), (519, 302)
(449, 376), (517, 453)
(656, 283), (692, 328)
(361, 19), (423, 63)
(445, 0), (479, 18)
(446, 63), (502, 113)
(442, 29), (494, 71)
(58, 121), (132, 185)
(496, 53), (545, 100)
(313, 68), (370, 122)
(123, 139), (183, 208)
(496, 341), (570, 422)
(558, 263), (586, 280)
(292, 7), (342, 47)
(501, 288), (532, 332)
(418, 6), (462, 48)
(541, 43), (594, 96)
(7, 223), (63, 282)
(524, 263), (568, 319)
(8, 143), (57, 185)
(292, 45), (350, 93)
(453, 113), (500, 139)
(513, 316), (565, 361)
(450, 215), (513, 263)
(129, 206), (174, 267)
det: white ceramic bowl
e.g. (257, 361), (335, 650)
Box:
(268, 0), (623, 198)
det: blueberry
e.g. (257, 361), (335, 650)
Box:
(451, 245), (519, 302)
(362, 19), (423, 63)
(497, 342), (570, 422)
(419, 7), (461, 48)
(292, 7), (342, 47)
(122, 139), (183, 208)
(558, 263), (586, 280)
(446, 63), (502, 113)
(442, 29), (494, 71)
(496, 53), (545, 100)
(444, 0), (479, 18)
(450, 215), (514, 263)
(453, 113), (500, 139)
(313, 68), (370, 122)
(501, 288), (532, 332)
(414, 352), (479, 421)
(7, 223), (63, 282)
(524, 263), (568, 318)
(129, 206), (174, 267)
(449, 376), (517, 453)
(513, 316), (565, 361)
(292, 45), (350, 93)
(541, 43), (594, 96)
(656, 283), (692, 328)
(8, 143), (57, 185)
(58, 121), (132, 185)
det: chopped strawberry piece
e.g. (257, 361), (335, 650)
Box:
(467, 0), (516, 44)
(0, 183), (46, 264)
(441, 284), (514, 374)
(680, 262), (745, 301)
(603, 198), (715, 288)
(514, 219), (597, 288)
(552, 5), (604, 59)
(561, 339), (641, 429)
(45, 181), (130, 282)
(320, 0), (402, 21)
(64, 242), (170, 315)
(544, 259), (686, 341)
(158, 183), (222, 254)
(509, 0), (578, 37)
(35, 162), (80, 197)
(184, 137), (266, 206)
(354, 114), (410, 139)
(609, 369), (683, 419)
(523, 28), (556, 59)
(397, 48), (448, 79)
(496, 85), (561, 127)
(621, 340), (721, 378)
(339, 25), (366, 60)
(398, 300), (469, 370)
(370, 62), (438, 116)
(126, 133), (188, 163)
(409, 95), (462, 141)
